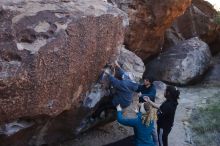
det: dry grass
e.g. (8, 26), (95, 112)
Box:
(190, 93), (220, 146)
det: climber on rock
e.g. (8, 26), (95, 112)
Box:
(75, 61), (138, 134)
(91, 60), (138, 120)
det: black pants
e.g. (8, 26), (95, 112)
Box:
(92, 101), (115, 119)
(157, 126), (172, 146)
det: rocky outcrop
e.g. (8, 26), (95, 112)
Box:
(144, 37), (211, 85)
(0, 0), (128, 145)
(163, 26), (185, 51)
(118, 47), (145, 82)
(108, 0), (192, 60)
(153, 81), (167, 104)
(163, 0), (220, 54)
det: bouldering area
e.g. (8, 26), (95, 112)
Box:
(0, 0), (220, 146)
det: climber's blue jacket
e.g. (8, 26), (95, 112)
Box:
(108, 68), (138, 108)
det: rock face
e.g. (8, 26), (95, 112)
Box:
(108, 0), (192, 60)
(164, 0), (220, 54)
(0, 0), (128, 145)
(118, 47), (145, 82)
(163, 26), (185, 51)
(153, 81), (167, 104)
(202, 54), (220, 85)
(144, 37), (211, 85)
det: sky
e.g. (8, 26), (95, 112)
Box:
(206, 0), (220, 11)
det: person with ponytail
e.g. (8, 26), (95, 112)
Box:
(116, 102), (157, 146)
(144, 85), (180, 146)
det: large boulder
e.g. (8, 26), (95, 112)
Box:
(163, 0), (220, 54)
(108, 0), (192, 60)
(144, 37), (212, 85)
(153, 81), (167, 104)
(0, 0), (128, 145)
(118, 47), (145, 82)
(163, 26), (185, 51)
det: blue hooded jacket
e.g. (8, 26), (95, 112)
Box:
(117, 111), (155, 146)
(136, 84), (156, 102)
(108, 68), (138, 108)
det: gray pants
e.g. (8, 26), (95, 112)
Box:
(152, 121), (159, 146)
